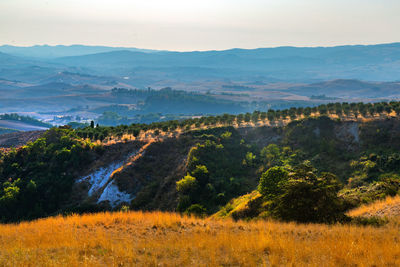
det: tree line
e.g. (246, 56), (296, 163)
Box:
(76, 101), (400, 142)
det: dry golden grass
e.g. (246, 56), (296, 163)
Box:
(348, 195), (400, 218)
(1, 211), (400, 266)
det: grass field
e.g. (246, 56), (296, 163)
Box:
(1, 211), (399, 266)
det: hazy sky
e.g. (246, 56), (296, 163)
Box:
(1, 0), (399, 51)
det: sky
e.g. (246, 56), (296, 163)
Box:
(0, 0), (399, 51)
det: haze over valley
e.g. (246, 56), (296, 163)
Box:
(1, 43), (400, 127)
(2, 0), (400, 265)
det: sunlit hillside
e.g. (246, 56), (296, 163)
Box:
(1, 211), (400, 266)
(349, 195), (400, 218)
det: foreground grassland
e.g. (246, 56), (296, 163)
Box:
(1, 211), (399, 266)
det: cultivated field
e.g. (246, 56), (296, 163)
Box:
(0, 211), (399, 266)
(0, 120), (49, 131)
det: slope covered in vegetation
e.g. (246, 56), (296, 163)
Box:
(0, 128), (105, 222)
(1, 101), (400, 223)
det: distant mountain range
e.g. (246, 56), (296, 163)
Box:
(1, 43), (400, 83)
(0, 45), (158, 58)
(1, 43), (400, 122)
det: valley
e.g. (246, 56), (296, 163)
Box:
(1, 45), (400, 266)
(2, 0), (400, 265)
(1, 44), (400, 127)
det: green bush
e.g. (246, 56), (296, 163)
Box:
(258, 166), (288, 200)
(271, 164), (346, 223)
(186, 204), (207, 217)
(176, 175), (198, 193)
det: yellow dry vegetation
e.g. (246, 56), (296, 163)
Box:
(348, 195), (400, 218)
(212, 190), (263, 219)
(1, 211), (400, 266)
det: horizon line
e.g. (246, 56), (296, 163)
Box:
(1, 42), (400, 53)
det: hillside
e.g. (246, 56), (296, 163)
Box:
(0, 130), (44, 148)
(348, 195), (400, 218)
(2, 102), (400, 265)
(0, 114), (51, 133)
(0, 211), (399, 266)
(0, 127), (18, 136)
(2, 101), (400, 223)
(0, 120), (48, 132)
(288, 79), (400, 98)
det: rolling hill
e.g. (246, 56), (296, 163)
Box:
(1, 104), (400, 266)
(0, 114), (50, 136)
(0, 44), (158, 58)
(288, 79), (400, 98)
(0, 120), (48, 131)
(53, 43), (400, 82)
(1, 43), (400, 84)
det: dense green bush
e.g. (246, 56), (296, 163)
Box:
(258, 166), (288, 200)
(269, 163), (347, 223)
(176, 174), (198, 194)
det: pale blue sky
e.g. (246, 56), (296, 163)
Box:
(0, 0), (399, 51)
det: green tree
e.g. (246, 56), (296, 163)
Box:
(244, 113), (251, 123)
(267, 110), (275, 121)
(176, 175), (198, 194)
(191, 165), (209, 186)
(251, 111), (260, 124)
(304, 107), (312, 117)
(243, 152), (256, 166)
(260, 144), (281, 166)
(272, 164), (346, 223)
(318, 104), (328, 115)
(258, 166), (288, 200)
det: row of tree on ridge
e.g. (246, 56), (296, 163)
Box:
(76, 101), (400, 142)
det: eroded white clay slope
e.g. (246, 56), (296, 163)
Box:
(97, 180), (133, 207)
(76, 150), (138, 207)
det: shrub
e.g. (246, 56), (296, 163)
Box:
(258, 166), (288, 200)
(272, 165), (346, 223)
(176, 175), (198, 193)
(243, 152), (256, 166)
(186, 204), (207, 217)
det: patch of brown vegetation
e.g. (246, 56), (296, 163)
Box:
(0, 130), (44, 148)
